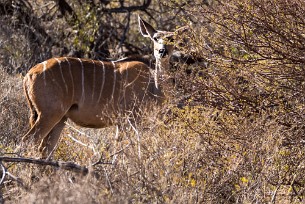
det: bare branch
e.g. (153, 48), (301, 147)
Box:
(118, 12), (131, 52)
(57, 0), (74, 16)
(102, 0), (151, 13)
(0, 161), (29, 191)
(271, 185), (280, 204)
(0, 163), (5, 185)
(0, 156), (90, 175)
(5, 171), (30, 191)
(92, 141), (130, 166)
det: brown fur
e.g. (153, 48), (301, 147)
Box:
(22, 57), (164, 156)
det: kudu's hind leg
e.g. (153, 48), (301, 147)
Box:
(39, 117), (67, 158)
(22, 114), (66, 153)
(21, 110), (38, 142)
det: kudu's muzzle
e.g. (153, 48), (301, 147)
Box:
(158, 48), (168, 58)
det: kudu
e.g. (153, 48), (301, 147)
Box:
(22, 16), (187, 158)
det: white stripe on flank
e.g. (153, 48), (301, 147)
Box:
(91, 60), (96, 101)
(97, 60), (105, 105)
(65, 57), (74, 103)
(111, 61), (116, 101)
(77, 58), (85, 105)
(125, 62), (129, 86)
(54, 58), (68, 93)
(42, 61), (47, 86)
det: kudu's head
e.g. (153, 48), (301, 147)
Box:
(138, 16), (188, 88)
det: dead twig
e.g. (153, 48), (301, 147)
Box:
(0, 156), (91, 175)
(5, 171), (30, 191)
(0, 161), (29, 191)
(291, 175), (303, 202)
(271, 184), (280, 204)
(0, 162), (5, 185)
(0, 155), (114, 191)
(101, 0), (151, 13)
(0, 156), (113, 173)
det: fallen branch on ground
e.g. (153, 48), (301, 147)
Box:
(0, 156), (112, 176)
(0, 156), (113, 191)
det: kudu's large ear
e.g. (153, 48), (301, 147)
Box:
(138, 15), (157, 38)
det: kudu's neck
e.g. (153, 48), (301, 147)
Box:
(157, 58), (170, 70)
(149, 57), (171, 91)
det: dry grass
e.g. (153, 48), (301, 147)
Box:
(1, 97), (304, 203)
(0, 71), (28, 147)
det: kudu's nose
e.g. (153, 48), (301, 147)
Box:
(159, 48), (167, 58)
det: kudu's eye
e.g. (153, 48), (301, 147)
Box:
(153, 37), (158, 41)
